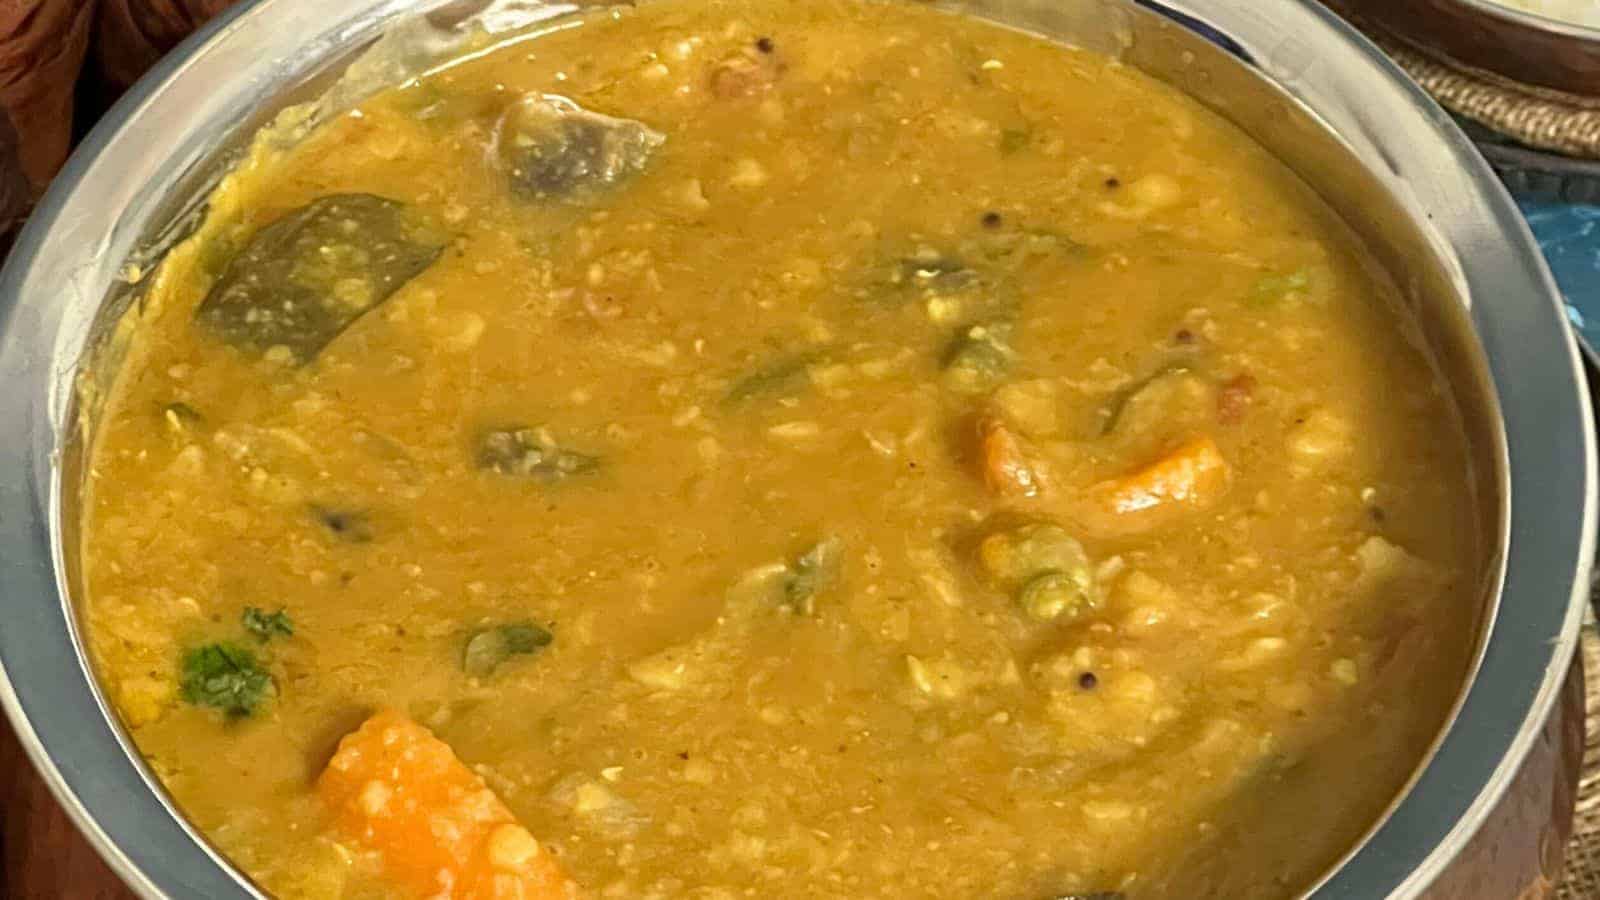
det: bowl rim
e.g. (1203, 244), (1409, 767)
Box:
(0, 0), (1592, 898)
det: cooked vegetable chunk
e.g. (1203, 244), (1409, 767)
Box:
(977, 414), (1047, 498)
(869, 226), (1071, 318)
(943, 321), (1015, 395)
(728, 537), (844, 615)
(977, 522), (1097, 622)
(194, 194), (448, 362)
(1099, 367), (1204, 436)
(463, 621), (554, 677)
(724, 352), (821, 406)
(498, 94), (664, 201)
(478, 427), (601, 482)
(864, 249), (993, 319)
(1017, 570), (1093, 623)
(318, 710), (579, 899)
(978, 523), (1089, 583)
(784, 536), (843, 614)
(1079, 435), (1231, 536)
(180, 643), (273, 718)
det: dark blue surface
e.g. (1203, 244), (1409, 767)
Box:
(1520, 198), (1600, 356)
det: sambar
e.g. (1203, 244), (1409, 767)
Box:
(78, 1), (1482, 896)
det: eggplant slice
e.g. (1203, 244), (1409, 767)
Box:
(498, 94), (665, 202)
(195, 194), (448, 362)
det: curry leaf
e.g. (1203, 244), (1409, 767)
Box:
(724, 352), (823, 406)
(194, 194), (448, 362)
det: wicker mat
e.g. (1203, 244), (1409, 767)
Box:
(1363, 32), (1600, 161)
(1558, 622), (1600, 898)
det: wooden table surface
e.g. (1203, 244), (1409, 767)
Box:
(1, 716), (135, 899)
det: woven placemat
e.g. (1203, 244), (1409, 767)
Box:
(1558, 622), (1600, 897)
(1358, 30), (1600, 161)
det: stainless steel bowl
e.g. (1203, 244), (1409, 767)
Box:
(0, 1), (1592, 897)
(1329, 0), (1600, 96)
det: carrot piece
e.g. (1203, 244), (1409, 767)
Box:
(317, 710), (579, 900)
(977, 414), (1047, 499)
(1079, 435), (1230, 536)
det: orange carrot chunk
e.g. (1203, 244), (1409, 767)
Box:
(1078, 435), (1231, 536)
(318, 710), (579, 900)
(977, 414), (1048, 499)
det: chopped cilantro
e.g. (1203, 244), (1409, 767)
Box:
(242, 607), (294, 641)
(181, 643), (273, 718)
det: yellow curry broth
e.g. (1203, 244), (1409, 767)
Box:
(81, 1), (1480, 897)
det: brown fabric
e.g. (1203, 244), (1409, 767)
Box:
(94, 0), (235, 94)
(0, 103), (34, 240)
(0, 0), (94, 199)
(1558, 623), (1600, 898)
(0, 0), (237, 240)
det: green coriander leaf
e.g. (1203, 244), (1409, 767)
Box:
(181, 643), (273, 718)
(242, 607), (294, 641)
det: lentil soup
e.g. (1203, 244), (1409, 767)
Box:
(79, 1), (1486, 897)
